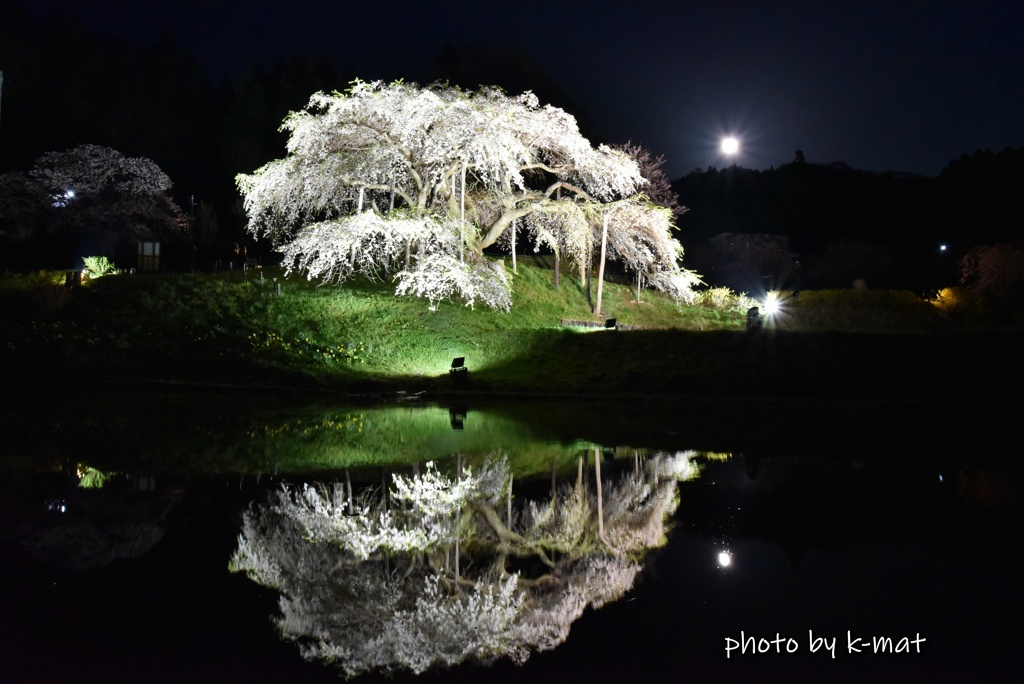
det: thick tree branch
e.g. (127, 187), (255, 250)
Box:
(470, 501), (555, 567)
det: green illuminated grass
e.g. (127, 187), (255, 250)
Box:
(0, 259), (749, 393)
(6, 259), (1013, 402)
(205, 258), (749, 383)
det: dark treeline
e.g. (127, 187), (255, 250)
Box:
(0, 3), (589, 243)
(0, 4), (220, 198)
(0, 3), (343, 206)
(673, 148), (1024, 293)
(2, 2), (1021, 294)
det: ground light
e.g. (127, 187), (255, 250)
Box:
(763, 291), (782, 316)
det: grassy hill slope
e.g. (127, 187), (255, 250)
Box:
(1, 260), (1021, 405)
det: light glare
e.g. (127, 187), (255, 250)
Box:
(720, 137), (739, 156)
(718, 550), (732, 567)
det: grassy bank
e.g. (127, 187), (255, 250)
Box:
(1, 261), (1021, 403)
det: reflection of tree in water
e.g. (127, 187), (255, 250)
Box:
(230, 451), (701, 676)
(13, 464), (176, 571)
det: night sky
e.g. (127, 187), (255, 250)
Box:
(19, 0), (1024, 178)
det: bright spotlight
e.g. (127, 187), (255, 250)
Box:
(720, 137), (740, 156)
(763, 291), (782, 316)
(939, 244), (948, 253)
(717, 550), (733, 567)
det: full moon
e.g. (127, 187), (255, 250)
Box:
(721, 137), (740, 155)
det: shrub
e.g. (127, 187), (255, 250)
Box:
(0, 270), (70, 320)
(694, 287), (756, 314)
(82, 256), (116, 279)
(782, 289), (941, 333)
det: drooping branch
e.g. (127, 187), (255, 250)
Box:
(470, 501), (555, 568)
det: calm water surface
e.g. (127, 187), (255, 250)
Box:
(0, 395), (1020, 683)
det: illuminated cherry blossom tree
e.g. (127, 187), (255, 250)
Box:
(230, 452), (702, 676)
(237, 80), (698, 310)
(29, 144), (185, 245)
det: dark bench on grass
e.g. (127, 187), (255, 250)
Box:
(559, 318), (628, 330)
(450, 357), (467, 377)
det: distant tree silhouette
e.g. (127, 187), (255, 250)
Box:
(615, 142), (687, 219)
(0, 4), (219, 194)
(28, 144), (185, 265)
(960, 241), (1024, 305)
(220, 56), (346, 186)
(0, 171), (49, 267)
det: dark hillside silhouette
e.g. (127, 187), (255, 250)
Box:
(673, 149), (1023, 291)
(0, 4), (219, 199)
(2, 2), (1020, 285)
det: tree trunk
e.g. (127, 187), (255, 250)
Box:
(460, 163), (466, 263)
(351, 189), (364, 270)
(594, 447), (605, 540)
(511, 219), (517, 273)
(585, 246), (593, 311)
(551, 460), (557, 507)
(382, 469), (390, 577)
(333, 481), (344, 515)
(553, 187), (561, 288)
(507, 472), (513, 529)
(595, 214), (609, 316)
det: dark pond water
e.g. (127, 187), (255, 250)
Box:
(0, 393), (1020, 683)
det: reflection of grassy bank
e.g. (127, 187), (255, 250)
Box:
(0, 394), (598, 477)
(3, 391), (1022, 484)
